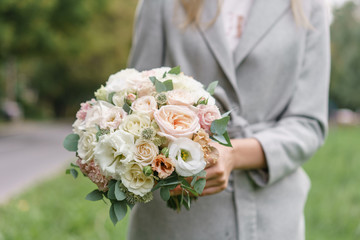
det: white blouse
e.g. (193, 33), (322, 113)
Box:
(221, 0), (254, 52)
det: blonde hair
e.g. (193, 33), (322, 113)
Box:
(179, 0), (313, 29)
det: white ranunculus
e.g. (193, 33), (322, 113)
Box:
(134, 139), (159, 166)
(77, 129), (97, 163)
(169, 138), (206, 177)
(105, 68), (140, 93)
(121, 113), (151, 138)
(120, 162), (154, 196)
(94, 129), (135, 179)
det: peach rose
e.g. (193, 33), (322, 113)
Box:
(151, 154), (175, 179)
(134, 139), (159, 166)
(197, 104), (221, 132)
(154, 105), (200, 139)
(131, 96), (158, 119)
(166, 89), (196, 106)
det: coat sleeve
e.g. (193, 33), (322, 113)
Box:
(250, 1), (331, 186)
(128, 0), (165, 70)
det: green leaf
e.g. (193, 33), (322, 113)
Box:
(123, 102), (131, 114)
(109, 204), (118, 226)
(206, 81), (218, 95)
(69, 168), (78, 179)
(162, 71), (167, 78)
(70, 163), (79, 168)
(210, 116), (230, 135)
(221, 110), (232, 117)
(155, 80), (167, 93)
(127, 202), (135, 209)
(65, 169), (70, 174)
(113, 201), (128, 221)
(115, 181), (126, 201)
(194, 178), (206, 194)
(108, 92), (116, 105)
(168, 66), (181, 75)
(211, 131), (233, 147)
(163, 80), (174, 91)
(63, 133), (79, 152)
(85, 189), (103, 201)
(149, 76), (157, 84)
(107, 181), (116, 200)
(160, 187), (171, 201)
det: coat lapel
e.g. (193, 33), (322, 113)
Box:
(197, 1), (237, 89)
(233, 0), (291, 67)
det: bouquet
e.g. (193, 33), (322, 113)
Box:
(63, 66), (232, 225)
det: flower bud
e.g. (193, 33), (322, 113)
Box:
(155, 93), (167, 105)
(143, 165), (153, 177)
(161, 147), (169, 157)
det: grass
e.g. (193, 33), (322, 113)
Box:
(304, 125), (360, 240)
(0, 126), (359, 240)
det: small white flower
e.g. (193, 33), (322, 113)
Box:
(169, 138), (206, 177)
(77, 129), (97, 163)
(120, 162), (154, 196)
(94, 129), (135, 179)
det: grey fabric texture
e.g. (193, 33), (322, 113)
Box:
(127, 0), (330, 239)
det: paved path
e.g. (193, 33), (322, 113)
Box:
(0, 121), (74, 204)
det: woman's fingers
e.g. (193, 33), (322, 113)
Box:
(201, 185), (226, 196)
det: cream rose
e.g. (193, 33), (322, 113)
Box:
(168, 138), (206, 177)
(77, 129), (97, 163)
(131, 96), (158, 119)
(134, 139), (159, 166)
(105, 69), (140, 93)
(120, 162), (154, 196)
(94, 129), (135, 179)
(197, 104), (221, 132)
(154, 105), (200, 139)
(121, 113), (152, 138)
(166, 89), (196, 106)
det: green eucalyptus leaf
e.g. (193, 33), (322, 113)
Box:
(211, 132), (232, 147)
(70, 163), (79, 168)
(63, 133), (79, 152)
(127, 202), (135, 209)
(65, 169), (70, 174)
(113, 201), (128, 221)
(108, 92), (116, 105)
(194, 178), (206, 194)
(155, 80), (167, 93)
(160, 187), (171, 201)
(115, 181), (126, 201)
(149, 76), (157, 84)
(162, 71), (167, 78)
(107, 181), (116, 200)
(109, 204), (118, 226)
(85, 189), (103, 201)
(163, 80), (174, 91)
(210, 116), (230, 135)
(168, 66), (181, 75)
(123, 102), (132, 114)
(221, 110), (232, 117)
(206, 81), (218, 95)
(70, 168), (78, 179)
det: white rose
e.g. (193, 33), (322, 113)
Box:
(134, 139), (159, 166)
(121, 113), (151, 138)
(105, 69), (140, 93)
(94, 129), (135, 179)
(120, 162), (154, 196)
(77, 129), (97, 163)
(166, 89), (196, 106)
(141, 67), (171, 79)
(72, 118), (86, 134)
(131, 96), (158, 119)
(169, 137), (206, 177)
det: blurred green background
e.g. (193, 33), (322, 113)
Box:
(0, 0), (359, 239)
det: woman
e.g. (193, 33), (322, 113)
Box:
(127, 0), (330, 239)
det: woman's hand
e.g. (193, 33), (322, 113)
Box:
(201, 142), (234, 196)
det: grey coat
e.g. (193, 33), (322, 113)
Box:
(127, 0), (330, 239)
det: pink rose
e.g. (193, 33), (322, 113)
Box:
(131, 96), (158, 119)
(76, 99), (96, 120)
(197, 104), (221, 132)
(154, 105), (200, 139)
(166, 89), (196, 106)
